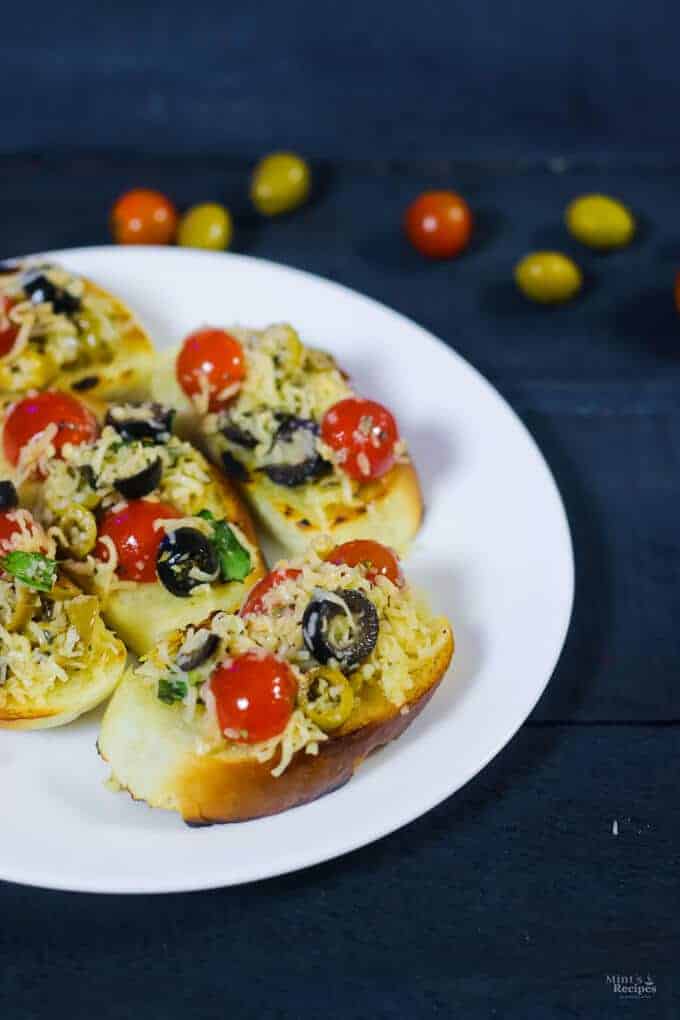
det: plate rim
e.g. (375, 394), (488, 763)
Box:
(0, 245), (575, 894)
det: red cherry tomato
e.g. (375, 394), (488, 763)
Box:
(327, 540), (404, 587)
(404, 190), (473, 259)
(0, 511), (33, 553)
(2, 391), (98, 467)
(674, 271), (680, 314)
(0, 297), (19, 357)
(210, 651), (297, 742)
(240, 567), (302, 616)
(321, 397), (399, 481)
(96, 499), (180, 582)
(176, 328), (246, 411)
(110, 189), (178, 246)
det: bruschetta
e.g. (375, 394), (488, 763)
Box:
(151, 324), (423, 556)
(98, 538), (453, 824)
(0, 498), (126, 729)
(0, 261), (153, 401)
(0, 390), (264, 655)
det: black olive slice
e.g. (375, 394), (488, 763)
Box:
(156, 527), (219, 597)
(221, 422), (258, 449)
(302, 589), (379, 670)
(71, 375), (100, 391)
(0, 480), (18, 510)
(221, 450), (249, 482)
(22, 270), (81, 316)
(176, 631), (220, 672)
(114, 457), (162, 499)
(105, 402), (174, 443)
(263, 415), (330, 487)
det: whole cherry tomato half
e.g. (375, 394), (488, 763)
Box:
(176, 328), (246, 412)
(0, 297), (19, 357)
(321, 397), (399, 481)
(110, 189), (178, 246)
(96, 499), (180, 582)
(404, 190), (473, 259)
(240, 568), (302, 616)
(210, 651), (298, 742)
(327, 539), (404, 587)
(2, 391), (98, 467)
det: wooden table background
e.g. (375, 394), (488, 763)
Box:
(1, 2), (679, 1017)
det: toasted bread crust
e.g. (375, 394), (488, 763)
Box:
(98, 624), (453, 824)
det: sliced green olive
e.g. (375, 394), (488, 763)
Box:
(0, 583), (39, 633)
(59, 504), (97, 558)
(300, 666), (354, 731)
(263, 324), (304, 375)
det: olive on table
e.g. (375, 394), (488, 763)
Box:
(156, 527), (219, 597)
(59, 504), (98, 559)
(105, 403), (174, 443)
(514, 252), (582, 304)
(404, 190), (473, 259)
(178, 203), (233, 250)
(114, 457), (163, 500)
(250, 152), (311, 216)
(566, 194), (635, 250)
(0, 481), (18, 511)
(302, 589), (379, 670)
(110, 189), (178, 245)
(300, 666), (354, 731)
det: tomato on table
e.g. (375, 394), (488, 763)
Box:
(327, 540), (404, 587)
(0, 297), (19, 357)
(110, 189), (178, 245)
(176, 328), (246, 412)
(2, 391), (98, 467)
(240, 568), (302, 616)
(321, 397), (399, 481)
(674, 271), (680, 314)
(404, 190), (473, 259)
(96, 499), (180, 582)
(210, 651), (297, 742)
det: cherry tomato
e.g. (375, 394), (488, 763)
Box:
(176, 328), (246, 411)
(2, 391), (98, 467)
(0, 511), (35, 553)
(404, 190), (473, 259)
(110, 189), (178, 246)
(0, 297), (19, 357)
(327, 540), (404, 587)
(96, 499), (180, 582)
(674, 271), (680, 314)
(321, 397), (399, 481)
(240, 568), (302, 616)
(210, 651), (297, 742)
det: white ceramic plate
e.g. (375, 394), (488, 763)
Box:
(0, 247), (573, 894)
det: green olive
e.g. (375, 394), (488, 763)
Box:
(251, 152), (311, 216)
(514, 252), (582, 304)
(301, 666), (354, 731)
(59, 504), (97, 558)
(566, 194), (635, 250)
(263, 324), (304, 375)
(178, 203), (233, 251)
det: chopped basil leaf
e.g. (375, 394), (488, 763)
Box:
(0, 551), (57, 592)
(198, 510), (251, 582)
(158, 676), (188, 704)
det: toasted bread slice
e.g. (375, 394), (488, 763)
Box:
(0, 572), (126, 731)
(151, 327), (424, 557)
(98, 542), (453, 824)
(0, 263), (154, 401)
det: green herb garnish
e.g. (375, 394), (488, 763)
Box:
(0, 551), (57, 592)
(158, 676), (188, 704)
(198, 510), (251, 582)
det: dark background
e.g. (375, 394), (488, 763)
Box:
(1, 2), (679, 1017)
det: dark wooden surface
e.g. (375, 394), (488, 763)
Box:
(2, 1), (680, 1015)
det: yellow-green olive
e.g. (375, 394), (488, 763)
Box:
(263, 324), (304, 375)
(301, 666), (354, 731)
(566, 194), (635, 250)
(178, 203), (233, 251)
(251, 152), (311, 216)
(514, 252), (583, 304)
(66, 595), (99, 645)
(59, 504), (97, 558)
